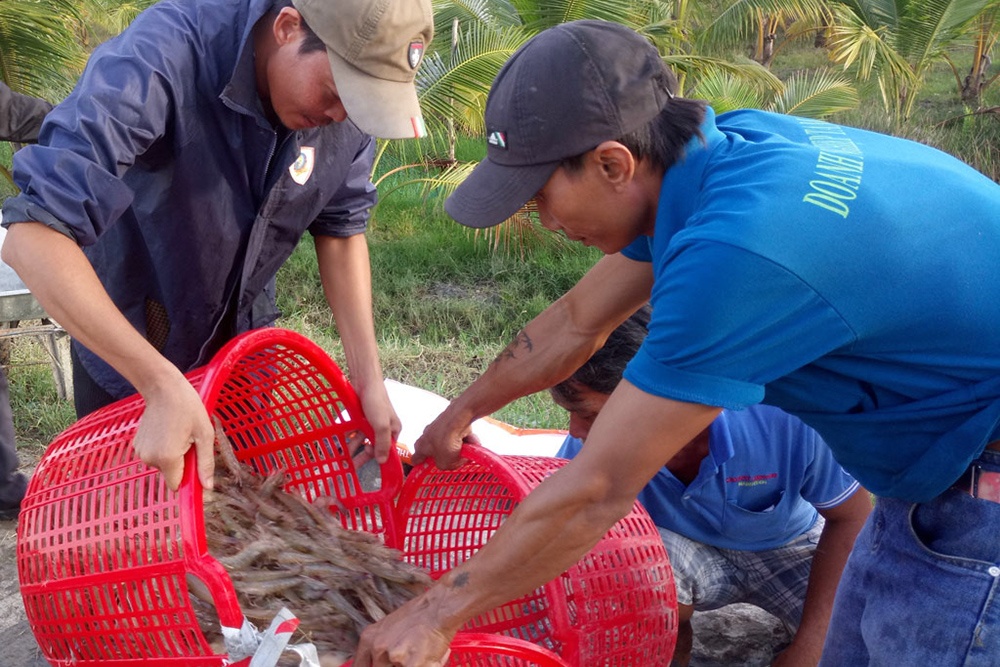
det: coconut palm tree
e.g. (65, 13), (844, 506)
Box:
(74, 0), (159, 48)
(1, 0), (156, 188)
(0, 0), (85, 188)
(824, 0), (994, 120)
(954, 0), (999, 105)
(0, 0), (85, 98)
(693, 67), (859, 115)
(699, 0), (835, 67)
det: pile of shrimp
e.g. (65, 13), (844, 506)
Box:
(189, 424), (431, 664)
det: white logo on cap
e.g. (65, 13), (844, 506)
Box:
(408, 41), (424, 70)
(289, 146), (315, 185)
(488, 131), (507, 149)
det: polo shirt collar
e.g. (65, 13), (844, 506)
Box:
(655, 106), (727, 238)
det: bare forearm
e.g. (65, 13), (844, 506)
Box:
(444, 302), (600, 426)
(788, 492), (871, 663)
(427, 463), (634, 629)
(316, 234), (400, 461)
(443, 253), (655, 426)
(425, 388), (720, 629)
(357, 390), (720, 665)
(2, 222), (214, 490)
(2, 222), (179, 391)
(316, 234), (382, 387)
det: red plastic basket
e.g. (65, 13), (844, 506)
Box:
(16, 328), (677, 666)
(395, 445), (678, 666)
(342, 632), (569, 667)
(16, 328), (402, 666)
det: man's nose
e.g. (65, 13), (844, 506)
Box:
(326, 100), (348, 123)
(568, 414), (590, 441)
(533, 203), (557, 231)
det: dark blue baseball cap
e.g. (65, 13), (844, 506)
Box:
(445, 20), (675, 228)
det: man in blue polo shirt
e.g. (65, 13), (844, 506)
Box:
(551, 307), (870, 666)
(354, 21), (1000, 667)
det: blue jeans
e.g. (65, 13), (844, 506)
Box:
(820, 449), (1000, 666)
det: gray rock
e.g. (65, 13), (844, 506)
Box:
(690, 603), (791, 667)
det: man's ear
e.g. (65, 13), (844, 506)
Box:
(592, 141), (636, 189)
(272, 6), (304, 47)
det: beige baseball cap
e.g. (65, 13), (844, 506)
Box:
(292, 0), (434, 139)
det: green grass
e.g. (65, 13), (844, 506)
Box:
(3, 336), (76, 459)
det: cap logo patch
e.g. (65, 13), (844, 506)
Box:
(289, 146), (315, 185)
(487, 131), (507, 149)
(408, 41), (424, 70)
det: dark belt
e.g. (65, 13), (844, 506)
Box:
(952, 463), (1000, 503)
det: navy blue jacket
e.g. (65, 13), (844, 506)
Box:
(2, 0), (377, 398)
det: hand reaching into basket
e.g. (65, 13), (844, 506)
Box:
(132, 373), (216, 491)
(353, 592), (454, 667)
(355, 378), (403, 465)
(411, 406), (478, 470)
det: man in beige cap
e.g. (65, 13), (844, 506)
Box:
(1, 0), (432, 491)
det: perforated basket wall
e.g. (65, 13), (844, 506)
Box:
(395, 445), (678, 666)
(16, 328), (403, 666)
(342, 632), (569, 667)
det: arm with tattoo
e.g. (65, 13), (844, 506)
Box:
(412, 254), (653, 469)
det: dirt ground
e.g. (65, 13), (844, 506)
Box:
(1, 447), (51, 667)
(1, 522), (50, 667)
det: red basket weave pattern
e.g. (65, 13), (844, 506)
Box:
(395, 445), (678, 665)
(16, 328), (676, 666)
(341, 632), (569, 667)
(16, 329), (399, 666)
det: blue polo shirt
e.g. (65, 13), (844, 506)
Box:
(557, 404), (858, 550)
(621, 107), (1000, 502)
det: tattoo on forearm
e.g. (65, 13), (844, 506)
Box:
(451, 572), (469, 589)
(493, 330), (533, 366)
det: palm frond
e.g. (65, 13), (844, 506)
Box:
(470, 200), (571, 258)
(831, 0), (900, 29)
(0, 0), (86, 96)
(826, 5), (912, 80)
(895, 0), (990, 68)
(665, 53), (786, 96)
(700, 0), (832, 51)
(512, 0), (652, 31)
(771, 69), (861, 116)
(417, 160), (481, 200)
(691, 71), (767, 112)
(432, 0), (522, 34)
(99, 0), (159, 36)
(416, 24), (530, 138)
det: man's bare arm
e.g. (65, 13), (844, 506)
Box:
(772, 488), (872, 667)
(1, 222), (215, 490)
(413, 252), (654, 468)
(356, 386), (722, 666)
(316, 234), (400, 463)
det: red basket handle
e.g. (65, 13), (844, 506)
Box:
(341, 631), (569, 666)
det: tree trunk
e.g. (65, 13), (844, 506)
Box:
(961, 53), (991, 104)
(814, 15), (830, 49)
(754, 14), (777, 68)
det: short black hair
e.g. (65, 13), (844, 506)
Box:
(552, 304), (652, 402)
(270, 0), (326, 55)
(562, 96), (707, 174)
